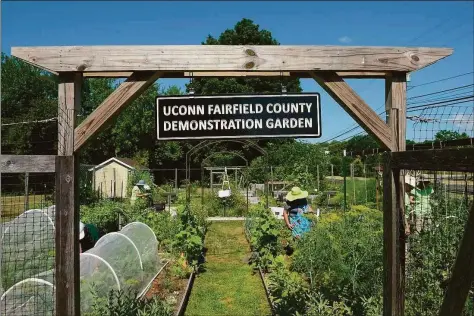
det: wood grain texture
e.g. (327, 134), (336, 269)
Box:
(383, 156), (402, 316)
(439, 202), (474, 316)
(310, 71), (393, 150)
(386, 74), (407, 152)
(12, 45), (452, 72)
(55, 156), (80, 316)
(74, 71), (162, 152)
(83, 71), (389, 79)
(58, 73), (82, 156)
(391, 148), (474, 172)
(0, 155), (56, 173)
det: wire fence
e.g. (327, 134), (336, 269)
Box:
(401, 167), (474, 315)
(1, 173), (56, 315)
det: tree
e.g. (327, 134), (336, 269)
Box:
(1, 53), (58, 154)
(183, 19), (303, 165)
(434, 130), (469, 142)
(186, 18), (302, 96)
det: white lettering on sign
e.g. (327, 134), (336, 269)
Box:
(157, 94), (321, 140)
(266, 103), (311, 114)
(163, 105), (205, 116)
(266, 118), (312, 129)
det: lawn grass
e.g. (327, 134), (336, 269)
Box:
(186, 221), (271, 316)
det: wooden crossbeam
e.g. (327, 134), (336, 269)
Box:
(439, 202), (474, 316)
(12, 45), (452, 73)
(391, 148), (474, 172)
(0, 155), (56, 173)
(74, 71), (162, 152)
(310, 71), (393, 150)
(83, 71), (389, 79)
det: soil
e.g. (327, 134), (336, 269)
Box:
(145, 263), (190, 314)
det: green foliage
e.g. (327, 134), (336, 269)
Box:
(170, 204), (207, 268)
(204, 182), (248, 217)
(187, 18), (301, 96)
(267, 255), (308, 315)
(292, 207), (383, 314)
(305, 292), (353, 316)
(80, 200), (124, 234)
(85, 289), (172, 316)
(245, 206), (285, 271)
(434, 130), (469, 141)
(137, 211), (180, 252)
(405, 193), (474, 316)
(169, 256), (193, 279)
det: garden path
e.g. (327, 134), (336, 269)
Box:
(185, 221), (271, 316)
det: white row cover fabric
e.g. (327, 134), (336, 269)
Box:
(1, 205), (162, 315)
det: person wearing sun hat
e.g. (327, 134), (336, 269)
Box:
(283, 186), (315, 238)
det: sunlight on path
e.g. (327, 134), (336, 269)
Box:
(186, 221), (271, 316)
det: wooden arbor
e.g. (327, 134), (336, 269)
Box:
(9, 45), (453, 316)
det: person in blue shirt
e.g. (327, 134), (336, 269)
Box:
(283, 187), (315, 239)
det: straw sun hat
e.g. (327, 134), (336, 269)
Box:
(285, 187), (309, 202)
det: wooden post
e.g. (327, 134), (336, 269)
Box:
(56, 73), (81, 316)
(383, 154), (402, 316)
(24, 172), (29, 210)
(271, 166), (274, 192)
(439, 202), (474, 316)
(383, 72), (407, 316)
(175, 168), (178, 192)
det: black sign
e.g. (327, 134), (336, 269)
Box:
(156, 93), (321, 140)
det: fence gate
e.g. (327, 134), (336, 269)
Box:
(384, 147), (474, 316)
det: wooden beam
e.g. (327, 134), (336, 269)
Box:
(55, 156), (79, 316)
(1, 155), (56, 173)
(386, 74), (407, 152)
(383, 154), (402, 316)
(385, 73), (407, 315)
(439, 202), (474, 316)
(83, 71), (389, 79)
(74, 71), (162, 152)
(310, 71), (393, 150)
(391, 148), (474, 172)
(12, 45), (453, 73)
(56, 72), (81, 316)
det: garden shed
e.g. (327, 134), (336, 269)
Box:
(89, 157), (146, 199)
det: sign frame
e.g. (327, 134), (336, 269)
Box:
(156, 92), (321, 141)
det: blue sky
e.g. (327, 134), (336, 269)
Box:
(2, 1), (473, 143)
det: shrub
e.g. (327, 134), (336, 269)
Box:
(305, 292), (353, 316)
(80, 200), (124, 234)
(292, 207), (383, 314)
(245, 205), (287, 271)
(267, 255), (308, 315)
(136, 211), (180, 252)
(85, 289), (172, 316)
(204, 182), (247, 217)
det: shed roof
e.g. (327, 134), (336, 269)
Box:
(88, 157), (147, 171)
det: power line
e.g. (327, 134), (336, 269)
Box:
(408, 72), (474, 91)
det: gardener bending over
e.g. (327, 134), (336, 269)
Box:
(131, 179), (151, 206)
(404, 175), (416, 236)
(283, 187), (315, 239)
(79, 221), (99, 253)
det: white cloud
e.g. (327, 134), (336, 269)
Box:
(451, 113), (474, 130)
(338, 36), (352, 44)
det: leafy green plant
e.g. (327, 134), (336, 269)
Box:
(85, 289), (172, 316)
(80, 200), (124, 234)
(245, 206), (284, 271)
(292, 207), (383, 314)
(267, 255), (308, 315)
(305, 292), (353, 316)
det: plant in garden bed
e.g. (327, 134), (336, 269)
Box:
(245, 205), (286, 271)
(404, 193), (474, 316)
(291, 206), (383, 314)
(85, 289), (173, 316)
(266, 255), (308, 315)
